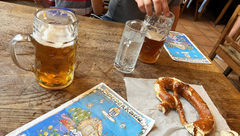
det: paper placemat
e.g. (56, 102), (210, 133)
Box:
(124, 77), (230, 136)
(164, 31), (211, 64)
(7, 83), (154, 136)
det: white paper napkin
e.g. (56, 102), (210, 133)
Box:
(124, 77), (231, 136)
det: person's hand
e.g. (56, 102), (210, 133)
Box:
(135, 0), (170, 16)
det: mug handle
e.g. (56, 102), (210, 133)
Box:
(9, 34), (34, 72)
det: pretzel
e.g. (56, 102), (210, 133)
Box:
(154, 77), (214, 136)
(221, 130), (239, 136)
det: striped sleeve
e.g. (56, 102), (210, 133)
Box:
(55, 0), (93, 16)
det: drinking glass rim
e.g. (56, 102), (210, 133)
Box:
(125, 20), (146, 34)
(146, 12), (175, 20)
(34, 8), (78, 26)
(161, 11), (175, 19)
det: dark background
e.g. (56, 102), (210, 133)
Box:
(207, 0), (239, 24)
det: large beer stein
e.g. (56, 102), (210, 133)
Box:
(138, 13), (174, 64)
(9, 8), (78, 90)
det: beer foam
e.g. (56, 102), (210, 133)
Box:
(32, 24), (76, 48)
(146, 30), (165, 41)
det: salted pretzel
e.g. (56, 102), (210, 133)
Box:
(221, 130), (239, 136)
(154, 77), (214, 136)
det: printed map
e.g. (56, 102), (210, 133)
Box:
(7, 83), (154, 136)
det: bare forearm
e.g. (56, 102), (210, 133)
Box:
(34, 0), (51, 7)
(91, 0), (104, 15)
(229, 16), (240, 38)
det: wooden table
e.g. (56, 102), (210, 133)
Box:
(0, 1), (240, 135)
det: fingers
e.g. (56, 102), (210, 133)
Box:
(161, 0), (170, 16)
(144, 0), (153, 16)
(136, 0), (153, 16)
(135, 0), (146, 13)
(152, 0), (161, 16)
(136, 0), (170, 17)
(153, 0), (170, 16)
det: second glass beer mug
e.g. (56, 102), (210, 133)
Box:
(9, 8), (78, 90)
(138, 13), (174, 64)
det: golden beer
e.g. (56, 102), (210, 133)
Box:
(9, 8), (78, 90)
(139, 13), (174, 64)
(138, 31), (165, 64)
(32, 38), (76, 89)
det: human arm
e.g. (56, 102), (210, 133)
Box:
(34, 0), (51, 8)
(91, 0), (104, 15)
(228, 16), (240, 38)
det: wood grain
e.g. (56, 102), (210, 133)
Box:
(0, 1), (240, 135)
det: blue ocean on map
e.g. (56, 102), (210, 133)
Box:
(164, 31), (210, 63)
(18, 86), (149, 136)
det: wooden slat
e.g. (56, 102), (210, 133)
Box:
(214, 0), (233, 25)
(225, 36), (240, 52)
(209, 5), (240, 59)
(216, 47), (240, 75)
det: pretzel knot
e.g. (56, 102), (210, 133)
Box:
(154, 77), (214, 136)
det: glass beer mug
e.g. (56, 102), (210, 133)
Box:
(138, 12), (174, 64)
(9, 8), (78, 90)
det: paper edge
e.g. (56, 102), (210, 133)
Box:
(6, 83), (103, 136)
(103, 83), (155, 136)
(124, 77), (231, 132)
(190, 84), (231, 132)
(7, 82), (155, 136)
(164, 31), (211, 64)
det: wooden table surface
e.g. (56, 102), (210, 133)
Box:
(0, 1), (240, 135)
